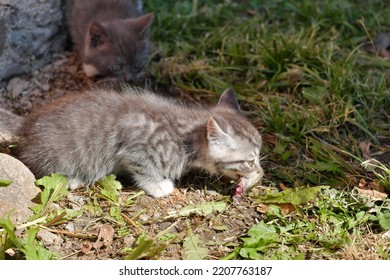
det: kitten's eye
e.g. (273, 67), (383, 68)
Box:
(110, 64), (123, 72)
(247, 160), (256, 168)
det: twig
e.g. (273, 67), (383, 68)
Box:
(39, 225), (97, 240)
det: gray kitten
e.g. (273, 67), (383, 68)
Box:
(15, 87), (263, 198)
(67, 0), (153, 81)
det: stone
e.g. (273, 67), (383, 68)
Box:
(0, 153), (40, 224)
(0, 0), (66, 81)
(0, 108), (22, 146)
(65, 222), (75, 232)
(37, 228), (64, 246)
(6, 77), (30, 98)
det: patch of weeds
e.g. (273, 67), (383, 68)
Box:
(0, 174), (81, 259)
(361, 159), (390, 193)
(122, 233), (168, 260)
(229, 186), (390, 260)
(0, 216), (57, 260)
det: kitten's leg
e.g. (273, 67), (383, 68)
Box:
(134, 176), (174, 198)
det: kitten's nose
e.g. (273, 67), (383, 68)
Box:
(125, 72), (135, 82)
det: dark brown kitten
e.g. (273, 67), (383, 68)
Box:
(67, 0), (153, 81)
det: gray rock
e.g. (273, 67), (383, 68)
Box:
(0, 153), (40, 224)
(37, 228), (64, 246)
(0, 0), (66, 81)
(0, 108), (22, 146)
(6, 77), (30, 98)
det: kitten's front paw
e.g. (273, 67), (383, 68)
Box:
(67, 178), (83, 190)
(144, 179), (174, 198)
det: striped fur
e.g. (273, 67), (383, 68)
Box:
(17, 87), (263, 197)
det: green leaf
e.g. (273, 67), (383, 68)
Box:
(241, 220), (279, 248)
(379, 213), (390, 230)
(33, 174), (68, 216)
(109, 206), (125, 225)
(35, 174), (68, 204)
(239, 221), (281, 259)
(124, 233), (154, 260)
(183, 232), (208, 260)
(255, 186), (328, 206)
(0, 179), (12, 187)
(172, 201), (227, 217)
(97, 175), (122, 203)
(239, 247), (261, 259)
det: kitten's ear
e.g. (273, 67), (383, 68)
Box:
(88, 22), (109, 48)
(217, 88), (241, 112)
(132, 13), (154, 37)
(207, 117), (232, 144)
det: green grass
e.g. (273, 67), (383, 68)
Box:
(146, 0), (390, 188)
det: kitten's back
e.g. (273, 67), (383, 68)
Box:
(17, 87), (184, 180)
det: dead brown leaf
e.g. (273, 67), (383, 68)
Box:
(357, 188), (388, 199)
(359, 140), (372, 159)
(256, 202), (296, 215)
(358, 178), (386, 193)
(368, 181), (386, 193)
(93, 224), (115, 250)
(359, 178), (367, 189)
(256, 203), (270, 213)
(81, 242), (93, 254)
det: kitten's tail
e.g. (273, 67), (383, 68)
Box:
(0, 108), (23, 146)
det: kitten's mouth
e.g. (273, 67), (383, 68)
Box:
(233, 167), (264, 204)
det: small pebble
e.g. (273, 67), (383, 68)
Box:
(65, 222), (75, 232)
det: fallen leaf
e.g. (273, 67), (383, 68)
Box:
(93, 224), (115, 249)
(183, 233), (208, 260)
(379, 213), (390, 230)
(358, 179), (386, 193)
(256, 203), (270, 214)
(359, 178), (367, 188)
(168, 201), (227, 217)
(81, 242), (93, 254)
(359, 140), (372, 159)
(368, 181), (386, 193)
(357, 188), (388, 199)
(278, 203), (296, 214)
(256, 203), (295, 215)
